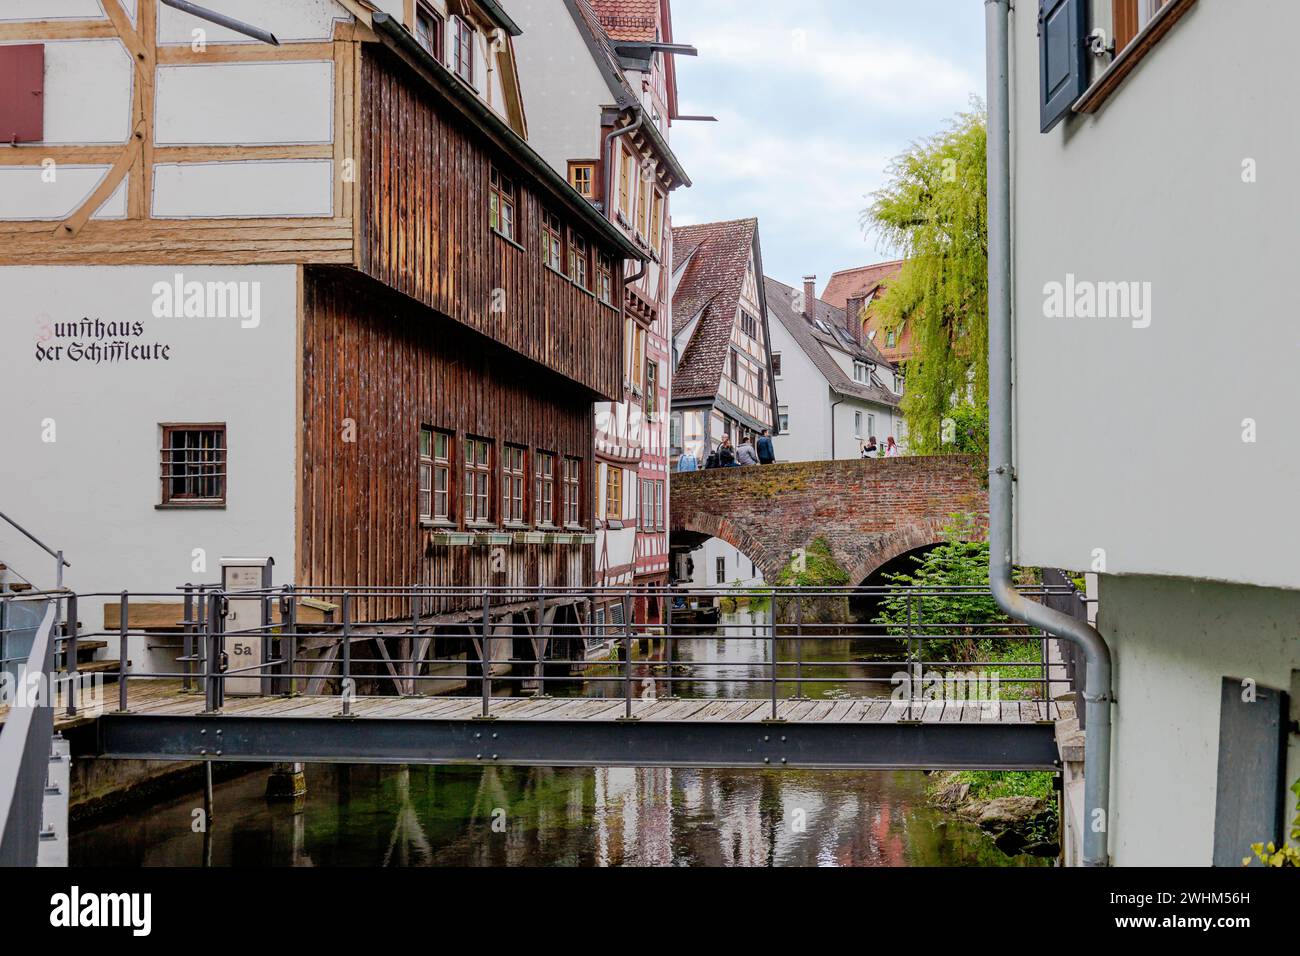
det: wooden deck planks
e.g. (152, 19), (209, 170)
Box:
(30, 681), (1052, 727)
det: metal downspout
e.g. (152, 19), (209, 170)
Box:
(985, 0), (1113, 867)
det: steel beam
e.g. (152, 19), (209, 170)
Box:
(95, 714), (1059, 771)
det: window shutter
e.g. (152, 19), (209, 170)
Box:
(0, 44), (44, 144)
(1038, 0), (1088, 133)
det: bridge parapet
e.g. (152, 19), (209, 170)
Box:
(670, 456), (988, 584)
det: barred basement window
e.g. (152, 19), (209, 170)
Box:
(502, 445), (526, 525)
(160, 424), (226, 506)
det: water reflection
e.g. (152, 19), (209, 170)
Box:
(72, 610), (1044, 868)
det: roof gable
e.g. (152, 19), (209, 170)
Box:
(765, 276), (902, 408)
(670, 218), (761, 401)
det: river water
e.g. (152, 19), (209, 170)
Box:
(72, 609), (1044, 867)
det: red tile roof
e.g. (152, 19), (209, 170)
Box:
(821, 260), (913, 363)
(588, 0), (661, 41)
(671, 217), (759, 402)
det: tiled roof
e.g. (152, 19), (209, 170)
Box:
(821, 259), (913, 363)
(765, 277), (902, 409)
(588, 0), (660, 41)
(670, 217), (759, 402)
(821, 259), (904, 308)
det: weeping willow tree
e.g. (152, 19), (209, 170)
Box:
(865, 107), (988, 457)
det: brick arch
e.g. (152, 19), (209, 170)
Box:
(845, 514), (988, 586)
(670, 457), (987, 585)
(670, 510), (787, 582)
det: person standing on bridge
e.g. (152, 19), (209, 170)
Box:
(885, 436), (901, 457)
(677, 446), (699, 472)
(862, 436), (879, 458)
(718, 435), (738, 468)
(756, 428), (776, 465)
(736, 434), (759, 466)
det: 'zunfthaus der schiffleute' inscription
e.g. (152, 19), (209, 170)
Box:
(35, 319), (171, 364)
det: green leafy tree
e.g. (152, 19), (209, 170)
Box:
(872, 514), (1008, 662)
(865, 107), (988, 457)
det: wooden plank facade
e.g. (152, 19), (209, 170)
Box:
(357, 46), (626, 399)
(300, 268), (596, 622)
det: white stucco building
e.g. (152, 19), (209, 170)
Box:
(1006, 0), (1298, 865)
(765, 275), (903, 463)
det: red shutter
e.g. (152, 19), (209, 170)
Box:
(0, 44), (44, 143)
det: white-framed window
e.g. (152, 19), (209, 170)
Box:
(854, 411), (863, 437)
(868, 414), (876, 440)
(451, 15), (474, 86)
(853, 361), (870, 384)
(415, 3), (444, 60)
(716, 557), (726, 584)
(778, 406), (789, 433)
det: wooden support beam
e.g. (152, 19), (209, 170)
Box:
(55, 121), (146, 237)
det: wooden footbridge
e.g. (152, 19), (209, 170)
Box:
(3, 584), (1074, 780)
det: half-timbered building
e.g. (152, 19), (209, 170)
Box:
(0, 0), (645, 674)
(669, 218), (779, 466)
(511, 0), (691, 630)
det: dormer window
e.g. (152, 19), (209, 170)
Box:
(451, 16), (475, 86)
(415, 3), (444, 61)
(569, 162), (595, 198)
(853, 361), (871, 384)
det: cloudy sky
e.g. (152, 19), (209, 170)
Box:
(668, 0), (986, 291)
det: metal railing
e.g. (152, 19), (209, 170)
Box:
(1, 583), (1078, 724)
(0, 602), (59, 866)
(0, 510), (70, 590)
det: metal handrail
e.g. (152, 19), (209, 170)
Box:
(0, 603), (57, 866)
(0, 511), (70, 590)
(14, 584), (1072, 726)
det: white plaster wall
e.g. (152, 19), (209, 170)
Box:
(0, 0), (110, 21)
(509, 0), (614, 169)
(152, 160), (333, 218)
(770, 319), (829, 463)
(1099, 574), (1300, 866)
(157, 0), (350, 45)
(0, 265), (299, 672)
(682, 538), (764, 590)
(0, 166), (127, 220)
(31, 39), (135, 144)
(1009, 0), (1300, 588)
(155, 61), (334, 146)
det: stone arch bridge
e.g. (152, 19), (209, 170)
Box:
(670, 457), (988, 585)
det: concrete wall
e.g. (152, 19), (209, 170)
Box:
(510, 1), (610, 173)
(1008, 0), (1300, 589)
(0, 265), (299, 672)
(1099, 574), (1300, 866)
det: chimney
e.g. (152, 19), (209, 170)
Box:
(846, 294), (867, 346)
(802, 275), (817, 321)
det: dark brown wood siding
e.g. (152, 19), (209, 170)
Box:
(358, 46), (624, 400)
(300, 268), (594, 622)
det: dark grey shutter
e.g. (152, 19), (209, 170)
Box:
(1212, 678), (1289, 867)
(1039, 0), (1088, 133)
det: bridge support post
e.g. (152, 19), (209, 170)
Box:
(266, 762), (307, 801)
